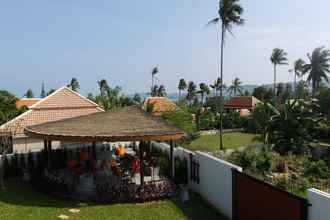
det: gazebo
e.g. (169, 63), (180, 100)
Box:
(24, 106), (185, 201)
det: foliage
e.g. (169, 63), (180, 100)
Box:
(199, 111), (216, 130)
(302, 46), (330, 96)
(162, 109), (197, 142)
(265, 99), (325, 155)
(229, 147), (272, 173)
(67, 78), (80, 91)
(25, 89), (34, 98)
(198, 83), (210, 105)
(178, 78), (187, 100)
(186, 81), (197, 106)
(151, 85), (167, 97)
(271, 48), (288, 100)
(221, 111), (247, 129)
(40, 83), (46, 98)
(227, 77), (243, 97)
(247, 103), (276, 141)
(252, 86), (274, 103)
(0, 90), (19, 124)
(303, 159), (330, 179)
(296, 80), (310, 99)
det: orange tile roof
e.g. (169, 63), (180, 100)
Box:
(224, 96), (261, 109)
(1, 87), (104, 136)
(143, 97), (180, 116)
(16, 98), (41, 109)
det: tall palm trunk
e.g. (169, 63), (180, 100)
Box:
(294, 72), (297, 99)
(151, 76), (154, 96)
(178, 89), (181, 100)
(219, 23), (225, 151)
(273, 64), (277, 103)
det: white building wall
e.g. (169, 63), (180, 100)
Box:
(151, 142), (242, 219)
(308, 188), (330, 220)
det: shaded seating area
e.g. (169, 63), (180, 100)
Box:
(24, 106), (185, 202)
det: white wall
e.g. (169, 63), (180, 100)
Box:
(13, 137), (61, 153)
(151, 142), (242, 219)
(308, 188), (330, 220)
(190, 151), (242, 219)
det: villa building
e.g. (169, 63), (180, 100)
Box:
(0, 87), (104, 153)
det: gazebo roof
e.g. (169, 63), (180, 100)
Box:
(24, 106), (185, 142)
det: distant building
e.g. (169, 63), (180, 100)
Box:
(224, 96), (262, 117)
(143, 97), (180, 116)
(0, 87), (104, 153)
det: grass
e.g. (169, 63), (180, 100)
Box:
(0, 180), (228, 220)
(184, 132), (262, 152)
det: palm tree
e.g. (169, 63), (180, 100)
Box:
(210, 77), (222, 97)
(302, 47), (330, 97)
(186, 81), (197, 106)
(40, 83), (46, 98)
(227, 77), (242, 96)
(68, 78), (80, 91)
(25, 89), (34, 98)
(157, 85), (167, 97)
(98, 79), (110, 97)
(178, 78), (187, 100)
(208, 0), (244, 150)
(289, 59), (305, 98)
(198, 83), (210, 105)
(271, 48), (288, 100)
(151, 67), (159, 94)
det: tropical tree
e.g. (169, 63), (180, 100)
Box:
(210, 77), (221, 97)
(208, 0), (244, 150)
(296, 80), (309, 99)
(252, 86), (274, 103)
(133, 93), (142, 104)
(265, 99), (323, 155)
(178, 78), (187, 100)
(47, 89), (56, 96)
(270, 48), (288, 100)
(151, 67), (159, 94)
(157, 85), (167, 97)
(186, 81), (197, 107)
(227, 77), (242, 96)
(25, 89), (34, 98)
(289, 59), (305, 98)
(198, 83), (210, 105)
(40, 83), (46, 98)
(302, 47), (330, 97)
(67, 78), (80, 91)
(98, 79), (110, 97)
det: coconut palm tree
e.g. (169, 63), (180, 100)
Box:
(210, 77), (222, 97)
(302, 47), (330, 97)
(68, 78), (80, 91)
(198, 83), (210, 105)
(151, 67), (159, 94)
(271, 48), (288, 100)
(98, 79), (110, 97)
(178, 78), (187, 100)
(186, 81), (197, 107)
(157, 85), (167, 97)
(208, 0), (244, 150)
(289, 59), (305, 98)
(227, 77), (242, 96)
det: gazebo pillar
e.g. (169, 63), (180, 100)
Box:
(170, 140), (175, 179)
(139, 142), (145, 186)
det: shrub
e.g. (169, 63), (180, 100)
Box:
(199, 111), (216, 130)
(303, 160), (330, 179)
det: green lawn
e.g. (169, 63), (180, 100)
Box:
(185, 132), (261, 152)
(0, 180), (228, 220)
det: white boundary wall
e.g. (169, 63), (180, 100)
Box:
(151, 142), (242, 219)
(308, 188), (330, 220)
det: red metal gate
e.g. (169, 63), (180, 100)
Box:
(232, 169), (309, 220)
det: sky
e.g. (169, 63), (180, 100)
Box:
(1, 0), (330, 97)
